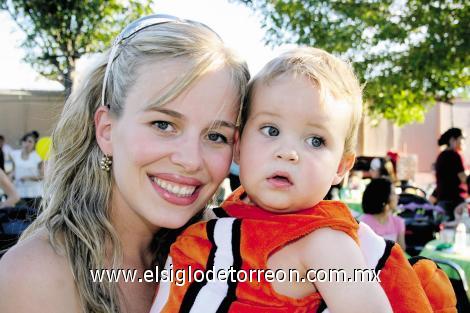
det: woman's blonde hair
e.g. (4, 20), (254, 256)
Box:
(240, 47), (363, 155)
(21, 16), (249, 313)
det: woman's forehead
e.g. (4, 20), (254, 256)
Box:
(123, 59), (190, 112)
(124, 64), (239, 120)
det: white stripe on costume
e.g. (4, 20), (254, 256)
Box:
(150, 256), (173, 313)
(189, 218), (236, 313)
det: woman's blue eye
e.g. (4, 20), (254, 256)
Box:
(307, 136), (325, 148)
(207, 132), (228, 143)
(261, 126), (279, 137)
(153, 121), (174, 132)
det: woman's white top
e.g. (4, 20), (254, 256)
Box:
(10, 149), (43, 198)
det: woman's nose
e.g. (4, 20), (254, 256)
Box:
(169, 135), (203, 173)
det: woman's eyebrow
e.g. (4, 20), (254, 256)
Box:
(144, 108), (235, 129)
(146, 107), (185, 120)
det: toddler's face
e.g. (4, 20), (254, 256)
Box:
(236, 73), (354, 213)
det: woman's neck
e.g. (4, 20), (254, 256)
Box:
(110, 194), (159, 268)
(21, 149), (31, 158)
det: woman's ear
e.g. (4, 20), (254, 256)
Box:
(332, 153), (356, 185)
(233, 129), (241, 164)
(384, 203), (391, 213)
(94, 106), (113, 155)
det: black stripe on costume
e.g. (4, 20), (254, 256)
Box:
(375, 240), (395, 272)
(212, 206), (230, 218)
(216, 219), (242, 312)
(317, 299), (328, 312)
(180, 219), (218, 313)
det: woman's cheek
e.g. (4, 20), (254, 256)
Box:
(126, 129), (170, 165)
(206, 148), (233, 181)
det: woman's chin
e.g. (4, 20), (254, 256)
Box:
(156, 212), (200, 230)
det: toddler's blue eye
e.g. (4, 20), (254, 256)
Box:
(261, 126), (279, 137)
(307, 136), (325, 148)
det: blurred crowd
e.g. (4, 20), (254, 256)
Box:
(0, 131), (44, 211)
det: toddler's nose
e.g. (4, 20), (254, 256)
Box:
(276, 150), (299, 163)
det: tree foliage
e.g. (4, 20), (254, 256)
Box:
(237, 0), (469, 125)
(1, 0), (153, 96)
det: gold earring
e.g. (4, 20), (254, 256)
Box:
(100, 154), (112, 172)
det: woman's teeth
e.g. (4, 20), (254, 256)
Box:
(152, 177), (196, 197)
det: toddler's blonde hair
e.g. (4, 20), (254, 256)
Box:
(240, 47), (362, 155)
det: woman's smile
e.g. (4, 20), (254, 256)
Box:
(149, 173), (203, 205)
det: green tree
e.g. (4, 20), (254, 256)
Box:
(237, 0), (469, 125)
(1, 0), (153, 97)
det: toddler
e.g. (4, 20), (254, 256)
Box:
(152, 48), (454, 313)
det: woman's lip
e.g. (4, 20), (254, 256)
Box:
(149, 173), (203, 186)
(150, 178), (202, 206)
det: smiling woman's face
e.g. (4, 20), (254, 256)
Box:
(106, 60), (239, 230)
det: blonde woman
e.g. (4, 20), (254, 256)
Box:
(0, 14), (249, 313)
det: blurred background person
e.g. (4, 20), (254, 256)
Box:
(0, 135), (14, 172)
(370, 156), (397, 183)
(361, 178), (406, 250)
(445, 176), (470, 228)
(435, 127), (468, 221)
(9, 132), (43, 210)
(30, 130), (40, 141)
(0, 168), (20, 209)
(0, 141), (3, 172)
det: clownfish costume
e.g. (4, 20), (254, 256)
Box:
(151, 187), (456, 313)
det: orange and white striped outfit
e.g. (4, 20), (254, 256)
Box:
(151, 187), (455, 313)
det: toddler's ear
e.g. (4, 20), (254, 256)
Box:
(233, 129), (241, 164)
(332, 153), (355, 185)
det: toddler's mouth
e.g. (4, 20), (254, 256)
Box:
(267, 172), (293, 187)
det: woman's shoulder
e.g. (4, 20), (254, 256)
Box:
(30, 151), (42, 162)
(9, 149), (21, 159)
(391, 214), (406, 229)
(438, 149), (460, 160)
(0, 229), (81, 312)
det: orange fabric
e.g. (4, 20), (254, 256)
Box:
(413, 259), (457, 313)
(162, 222), (212, 311)
(378, 244), (434, 312)
(161, 187), (359, 312)
(160, 187), (455, 312)
(223, 187), (359, 244)
(223, 187), (359, 312)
